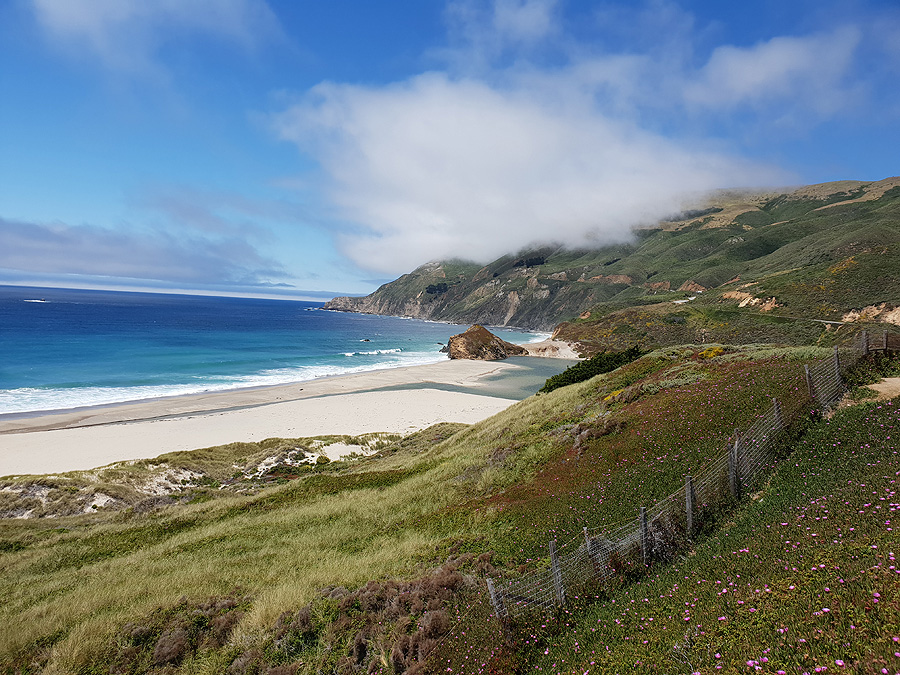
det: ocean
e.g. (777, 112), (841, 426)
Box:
(0, 286), (547, 415)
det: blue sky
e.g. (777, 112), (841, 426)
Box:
(1, 0), (898, 300)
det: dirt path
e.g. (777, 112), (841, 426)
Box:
(865, 376), (900, 401)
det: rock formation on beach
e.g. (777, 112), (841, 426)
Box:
(446, 325), (528, 360)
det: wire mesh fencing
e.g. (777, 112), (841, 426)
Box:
(486, 333), (885, 622)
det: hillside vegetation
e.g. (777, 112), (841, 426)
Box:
(516, 396), (899, 674)
(4, 345), (896, 674)
(325, 177), (900, 346)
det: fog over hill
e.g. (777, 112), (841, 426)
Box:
(326, 177), (900, 343)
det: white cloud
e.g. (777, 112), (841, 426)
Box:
(0, 217), (285, 285)
(269, 1), (896, 277)
(685, 27), (861, 115)
(441, 0), (559, 70)
(274, 72), (782, 274)
(135, 184), (314, 239)
(31, 0), (279, 73)
(492, 0), (558, 44)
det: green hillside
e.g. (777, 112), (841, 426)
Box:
(325, 178), (900, 342)
(3, 176), (900, 674)
(513, 396), (900, 674)
(3, 345), (896, 674)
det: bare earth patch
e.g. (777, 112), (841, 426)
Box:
(522, 339), (582, 359)
(841, 303), (900, 326)
(865, 376), (900, 401)
(834, 376), (900, 414)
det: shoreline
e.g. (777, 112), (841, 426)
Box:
(0, 340), (578, 433)
(0, 355), (575, 477)
(0, 358), (521, 435)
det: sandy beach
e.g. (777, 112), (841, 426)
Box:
(0, 357), (566, 476)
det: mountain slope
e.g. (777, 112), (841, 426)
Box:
(325, 177), (900, 335)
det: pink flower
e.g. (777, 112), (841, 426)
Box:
(835, 660), (844, 667)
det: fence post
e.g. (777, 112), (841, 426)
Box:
(884, 330), (889, 351)
(549, 539), (566, 607)
(861, 330), (868, 356)
(583, 527), (597, 567)
(729, 431), (742, 500)
(773, 398), (784, 433)
(486, 578), (507, 620)
(639, 506), (649, 565)
(833, 346), (842, 383)
(685, 475), (695, 538)
(804, 364), (816, 402)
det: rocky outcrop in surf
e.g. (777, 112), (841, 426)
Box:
(446, 325), (528, 360)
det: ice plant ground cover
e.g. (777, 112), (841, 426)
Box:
(512, 398), (899, 673)
(0, 344), (895, 673)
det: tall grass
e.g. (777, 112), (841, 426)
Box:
(0, 345), (861, 673)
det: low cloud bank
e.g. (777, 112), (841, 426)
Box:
(273, 0), (898, 275)
(274, 73), (780, 274)
(0, 217), (285, 286)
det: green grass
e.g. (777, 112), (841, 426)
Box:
(0, 346), (893, 674)
(327, 180), (900, 336)
(514, 397), (899, 674)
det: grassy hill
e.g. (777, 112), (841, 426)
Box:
(3, 345), (897, 673)
(325, 177), (900, 343)
(510, 396), (900, 674)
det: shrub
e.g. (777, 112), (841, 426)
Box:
(539, 345), (644, 393)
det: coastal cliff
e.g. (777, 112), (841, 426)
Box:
(325, 177), (900, 347)
(323, 255), (618, 332)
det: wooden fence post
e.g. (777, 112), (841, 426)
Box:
(861, 330), (868, 356)
(773, 398), (783, 433)
(729, 431), (742, 500)
(804, 364), (816, 402)
(583, 527), (597, 566)
(549, 539), (566, 607)
(685, 475), (695, 538)
(486, 578), (507, 620)
(639, 506), (649, 565)
(884, 330), (889, 351)
(833, 346), (842, 383)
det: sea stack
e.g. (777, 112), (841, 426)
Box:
(446, 325), (528, 360)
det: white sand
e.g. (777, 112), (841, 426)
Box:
(522, 339), (582, 359)
(0, 360), (520, 477)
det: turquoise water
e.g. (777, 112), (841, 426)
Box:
(0, 286), (545, 414)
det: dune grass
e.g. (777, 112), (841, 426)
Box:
(0, 345), (880, 673)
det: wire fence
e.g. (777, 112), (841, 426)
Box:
(485, 331), (892, 622)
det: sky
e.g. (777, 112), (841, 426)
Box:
(1, 0), (898, 300)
